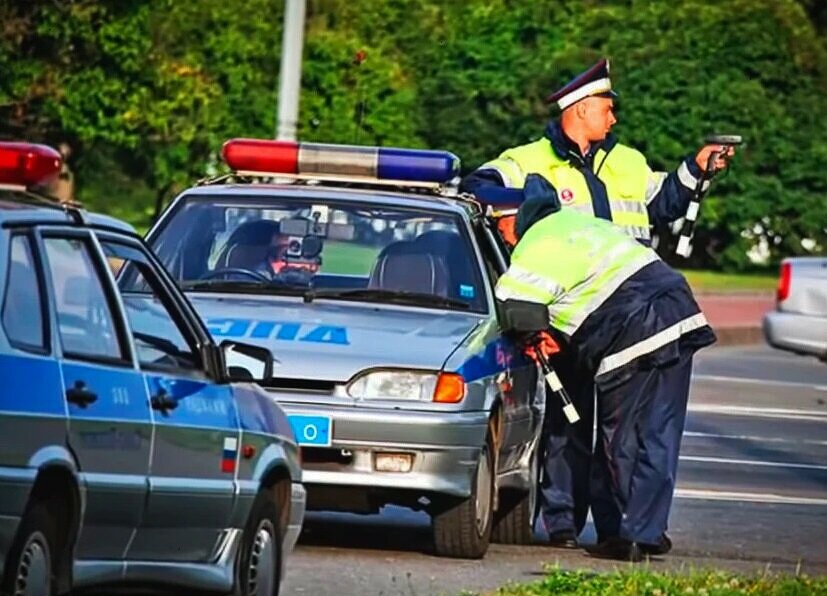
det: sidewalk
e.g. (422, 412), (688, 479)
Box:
(695, 293), (775, 346)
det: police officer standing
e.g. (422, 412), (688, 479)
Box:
(496, 174), (716, 561)
(462, 58), (734, 549)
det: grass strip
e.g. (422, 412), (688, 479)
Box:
(480, 567), (825, 596)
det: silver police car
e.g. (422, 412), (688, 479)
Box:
(763, 257), (827, 361)
(146, 139), (546, 559)
(0, 142), (304, 595)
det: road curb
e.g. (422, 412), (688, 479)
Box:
(711, 325), (763, 347)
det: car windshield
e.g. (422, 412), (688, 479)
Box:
(144, 195), (487, 312)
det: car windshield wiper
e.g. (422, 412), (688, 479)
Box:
(179, 279), (306, 295)
(304, 288), (470, 310)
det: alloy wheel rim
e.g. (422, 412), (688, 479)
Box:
(475, 446), (492, 535)
(14, 532), (50, 596)
(247, 520), (277, 596)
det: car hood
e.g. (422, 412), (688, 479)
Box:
(188, 294), (484, 382)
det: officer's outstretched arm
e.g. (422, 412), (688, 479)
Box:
(645, 157), (707, 226)
(460, 165), (526, 206)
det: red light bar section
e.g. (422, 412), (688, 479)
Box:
(0, 142), (62, 188)
(222, 138), (299, 175)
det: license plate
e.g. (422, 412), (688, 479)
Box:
(288, 414), (332, 446)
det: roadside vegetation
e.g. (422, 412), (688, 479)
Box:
(680, 270), (777, 294)
(2, 0), (826, 271)
(481, 568), (826, 596)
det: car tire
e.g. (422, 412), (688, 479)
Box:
(432, 435), (494, 559)
(491, 446), (538, 545)
(1, 502), (57, 596)
(234, 492), (282, 596)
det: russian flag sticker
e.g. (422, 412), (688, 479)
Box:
(221, 437), (238, 473)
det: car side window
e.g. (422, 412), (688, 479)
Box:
(102, 241), (200, 373)
(42, 237), (125, 362)
(2, 235), (47, 352)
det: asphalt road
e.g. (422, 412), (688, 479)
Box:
(283, 345), (827, 596)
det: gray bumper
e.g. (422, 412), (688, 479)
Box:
(763, 311), (827, 359)
(281, 403), (488, 498)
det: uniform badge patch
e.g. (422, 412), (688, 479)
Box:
(560, 188), (575, 204)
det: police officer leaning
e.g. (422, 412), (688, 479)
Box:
(462, 57), (732, 548)
(496, 174), (716, 561)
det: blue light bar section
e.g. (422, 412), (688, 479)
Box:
(377, 148), (459, 184)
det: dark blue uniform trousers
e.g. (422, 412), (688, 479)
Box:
(590, 349), (694, 545)
(537, 349), (594, 536)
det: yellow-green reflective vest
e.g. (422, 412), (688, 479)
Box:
(482, 139), (653, 241)
(495, 208), (659, 336)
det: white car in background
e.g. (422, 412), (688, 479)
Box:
(763, 257), (827, 361)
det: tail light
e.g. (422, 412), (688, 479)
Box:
(776, 262), (791, 303)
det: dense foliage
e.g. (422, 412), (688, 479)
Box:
(490, 567), (826, 596)
(2, 0), (825, 268)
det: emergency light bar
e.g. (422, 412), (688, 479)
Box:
(0, 142), (62, 189)
(222, 138), (460, 188)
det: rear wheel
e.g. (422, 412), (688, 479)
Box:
(2, 503), (56, 596)
(432, 436), (494, 559)
(235, 492), (282, 596)
(491, 446), (538, 544)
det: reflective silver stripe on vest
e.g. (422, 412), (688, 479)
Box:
(478, 164), (514, 188)
(646, 172), (668, 204)
(551, 248), (661, 335)
(677, 161), (710, 192)
(620, 225), (651, 240)
(500, 264), (566, 302)
(596, 312), (709, 377)
(566, 203), (595, 215)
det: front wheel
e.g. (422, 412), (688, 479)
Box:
(432, 436), (494, 559)
(1, 503), (56, 596)
(235, 492), (282, 596)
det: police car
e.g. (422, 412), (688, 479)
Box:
(146, 139), (545, 559)
(0, 142), (304, 595)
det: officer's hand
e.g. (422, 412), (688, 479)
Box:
(695, 144), (735, 173)
(523, 331), (560, 363)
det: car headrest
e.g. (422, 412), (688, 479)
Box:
(368, 241), (449, 296)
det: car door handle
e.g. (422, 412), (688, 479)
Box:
(150, 390), (178, 414)
(66, 381), (98, 408)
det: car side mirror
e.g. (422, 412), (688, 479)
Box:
(497, 299), (549, 336)
(219, 340), (273, 382)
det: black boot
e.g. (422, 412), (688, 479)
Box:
(584, 537), (643, 562)
(640, 533), (672, 555)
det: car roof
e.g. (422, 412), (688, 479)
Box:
(0, 190), (137, 236)
(176, 183), (481, 218)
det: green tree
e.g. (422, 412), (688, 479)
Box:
(1, 0), (824, 265)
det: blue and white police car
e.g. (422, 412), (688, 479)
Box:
(0, 142), (304, 595)
(145, 139), (546, 558)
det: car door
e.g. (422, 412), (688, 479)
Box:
(0, 232), (65, 481)
(475, 218), (542, 470)
(38, 229), (152, 560)
(98, 235), (240, 563)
